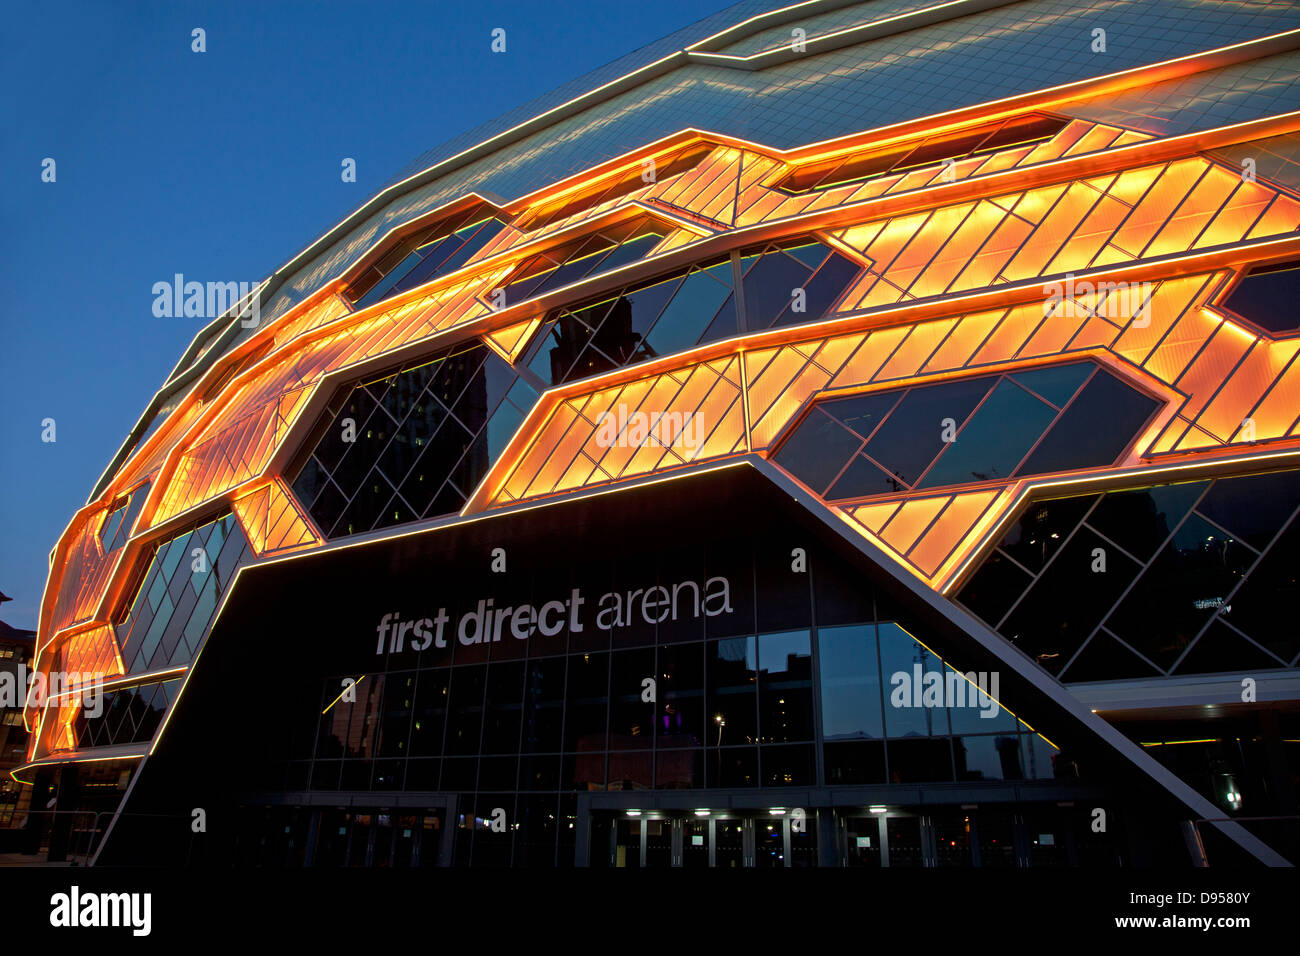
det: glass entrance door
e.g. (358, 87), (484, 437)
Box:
(614, 817), (641, 867)
(844, 815), (882, 866)
(683, 818), (709, 867)
(714, 818), (745, 868)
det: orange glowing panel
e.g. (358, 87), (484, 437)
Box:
(877, 495), (952, 556)
(1112, 274), (1216, 367)
(1237, 349), (1300, 442)
(749, 349), (834, 449)
(482, 316), (543, 364)
(845, 500), (902, 535)
(232, 479), (321, 556)
(907, 490), (1001, 577)
(1173, 322), (1256, 423)
(1141, 305), (1223, 387)
(47, 624), (123, 689)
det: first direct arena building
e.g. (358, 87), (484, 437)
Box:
(19, 0), (1300, 868)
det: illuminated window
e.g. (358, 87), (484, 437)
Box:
(773, 361), (1159, 499)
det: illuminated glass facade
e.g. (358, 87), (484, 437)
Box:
(21, 0), (1300, 868)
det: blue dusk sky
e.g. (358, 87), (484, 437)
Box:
(0, 0), (726, 627)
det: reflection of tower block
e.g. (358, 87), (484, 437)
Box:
(995, 735), (1024, 780)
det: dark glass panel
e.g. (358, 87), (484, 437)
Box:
(1087, 482), (1206, 561)
(313, 387), (377, 471)
(705, 540), (754, 638)
(1107, 514), (1256, 671)
(757, 630), (814, 742)
(811, 548), (874, 625)
(564, 652), (609, 752)
(477, 756), (518, 791)
(481, 662), (524, 754)
(327, 405), (395, 496)
(826, 454), (905, 499)
(754, 539), (811, 631)
(333, 469), (396, 537)
(606, 750), (653, 790)
(819, 389), (901, 441)
(917, 378), (1056, 488)
(408, 670), (449, 758)
(306, 481), (348, 537)
(376, 391), (447, 487)
(518, 754), (560, 791)
(645, 264), (733, 357)
(864, 377), (990, 488)
(377, 671), (416, 759)
(781, 253), (858, 327)
(1018, 369), (1159, 476)
(784, 242), (830, 271)
(953, 734), (1023, 781)
(432, 218), (506, 276)
(955, 550), (1034, 627)
(707, 636), (757, 744)
(1217, 516), (1300, 664)
(608, 648), (655, 749)
(887, 738), (954, 783)
(1000, 527), (1138, 676)
(999, 495), (1097, 573)
(709, 747), (757, 788)
(291, 455), (328, 509)
(760, 743), (814, 786)
(443, 665), (485, 756)
(817, 624), (883, 740)
(1009, 361), (1093, 408)
(587, 232), (662, 276)
(654, 747), (703, 789)
(354, 251), (423, 309)
(520, 657), (565, 754)
(823, 741), (886, 785)
(743, 248), (811, 329)
(100, 505), (125, 550)
(1195, 470), (1300, 550)
(771, 408), (863, 494)
(877, 622), (948, 738)
(1172, 621), (1284, 674)
(1221, 262), (1300, 334)
(657, 641), (705, 747)
(945, 663), (1017, 734)
(397, 417), (473, 518)
(311, 760), (341, 791)
(1058, 630), (1160, 683)
(441, 758), (478, 792)
(565, 750), (605, 791)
